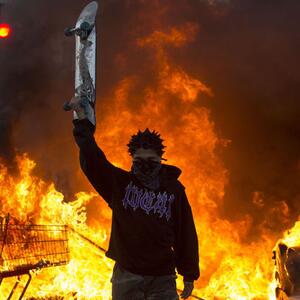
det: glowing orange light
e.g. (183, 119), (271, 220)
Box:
(0, 23), (11, 38)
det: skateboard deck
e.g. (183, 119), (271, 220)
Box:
(64, 1), (98, 126)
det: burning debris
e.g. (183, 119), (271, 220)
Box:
(272, 222), (300, 300)
(0, 155), (113, 299)
(273, 243), (300, 300)
(0, 214), (69, 299)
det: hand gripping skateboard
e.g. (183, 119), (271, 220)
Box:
(63, 1), (98, 126)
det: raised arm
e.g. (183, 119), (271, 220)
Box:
(73, 118), (116, 208)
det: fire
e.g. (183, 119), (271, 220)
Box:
(0, 154), (113, 299)
(0, 22), (286, 299)
(282, 220), (300, 248)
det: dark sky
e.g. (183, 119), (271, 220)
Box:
(0, 0), (299, 234)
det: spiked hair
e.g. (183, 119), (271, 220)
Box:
(127, 128), (166, 158)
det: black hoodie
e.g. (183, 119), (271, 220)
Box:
(73, 119), (200, 282)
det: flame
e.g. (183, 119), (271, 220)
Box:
(281, 220), (300, 248)
(0, 154), (112, 299)
(0, 23), (284, 299)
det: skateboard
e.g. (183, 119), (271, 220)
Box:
(63, 1), (98, 126)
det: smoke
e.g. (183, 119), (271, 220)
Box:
(0, 0), (87, 193)
(0, 0), (299, 235)
(189, 0), (300, 234)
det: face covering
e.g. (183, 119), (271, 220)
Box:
(131, 159), (162, 190)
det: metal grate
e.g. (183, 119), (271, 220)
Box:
(0, 223), (69, 272)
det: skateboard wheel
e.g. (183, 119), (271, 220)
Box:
(63, 102), (72, 111)
(64, 27), (74, 37)
(80, 22), (91, 32)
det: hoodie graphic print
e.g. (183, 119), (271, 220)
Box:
(73, 119), (200, 282)
(122, 181), (175, 221)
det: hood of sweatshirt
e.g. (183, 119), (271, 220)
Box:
(160, 163), (182, 180)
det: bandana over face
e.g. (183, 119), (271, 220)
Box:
(131, 158), (162, 190)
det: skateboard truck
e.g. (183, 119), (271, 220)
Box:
(64, 21), (94, 40)
(63, 96), (89, 111)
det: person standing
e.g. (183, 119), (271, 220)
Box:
(70, 97), (200, 299)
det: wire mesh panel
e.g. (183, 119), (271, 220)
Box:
(0, 224), (69, 272)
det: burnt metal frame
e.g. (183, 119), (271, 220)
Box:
(0, 214), (69, 300)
